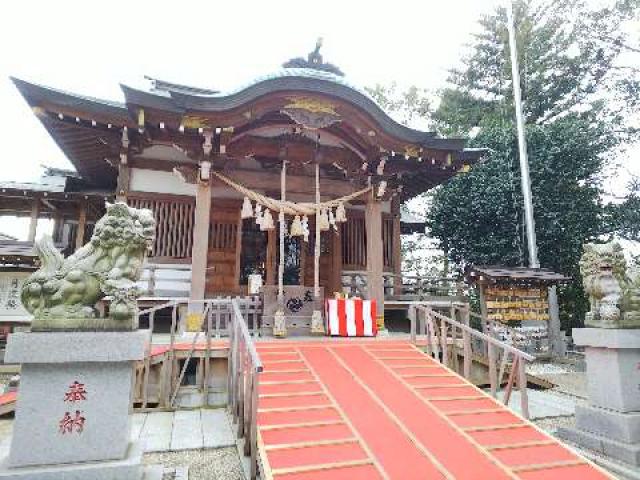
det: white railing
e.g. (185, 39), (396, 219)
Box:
(409, 303), (535, 419)
(229, 299), (262, 480)
(134, 297), (263, 479)
(134, 297), (261, 409)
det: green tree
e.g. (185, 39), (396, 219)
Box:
(426, 0), (639, 329)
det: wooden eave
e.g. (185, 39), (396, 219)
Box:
(12, 75), (485, 200)
(120, 74), (466, 154)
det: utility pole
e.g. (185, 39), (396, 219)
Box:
(507, 0), (540, 269)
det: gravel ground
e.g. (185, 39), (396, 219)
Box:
(527, 361), (588, 398)
(143, 447), (245, 480)
(0, 417), (13, 442)
(533, 414), (576, 434)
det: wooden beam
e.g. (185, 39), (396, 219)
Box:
(235, 208), (243, 293)
(331, 226), (342, 296)
(190, 177), (212, 300)
(27, 198), (40, 242)
(365, 193), (385, 329)
(116, 162), (130, 201)
(392, 208), (402, 279)
(266, 229), (276, 286)
(75, 203), (87, 250)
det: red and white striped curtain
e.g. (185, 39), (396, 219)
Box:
(326, 298), (377, 337)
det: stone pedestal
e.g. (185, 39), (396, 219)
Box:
(558, 328), (640, 466)
(0, 330), (148, 479)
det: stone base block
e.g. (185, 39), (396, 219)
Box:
(0, 441), (144, 480)
(576, 404), (640, 443)
(558, 427), (640, 466)
(5, 331), (147, 467)
(572, 328), (640, 412)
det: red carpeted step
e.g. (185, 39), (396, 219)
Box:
(418, 386), (481, 399)
(263, 361), (308, 372)
(259, 393), (330, 410)
(261, 423), (352, 445)
(404, 375), (465, 386)
(260, 382), (320, 395)
(449, 411), (521, 428)
(468, 425), (547, 446)
(259, 353), (301, 362)
(333, 346), (513, 480)
(382, 358), (439, 367)
(301, 347), (449, 479)
(258, 407), (341, 426)
(388, 366), (443, 376)
(433, 398), (498, 412)
(266, 442), (367, 470)
(494, 444), (580, 467)
(517, 464), (610, 480)
(261, 371), (315, 383)
(272, 463), (383, 480)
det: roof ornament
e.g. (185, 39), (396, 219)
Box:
(282, 38), (344, 77)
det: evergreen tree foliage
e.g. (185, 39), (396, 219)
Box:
(370, 0), (639, 329)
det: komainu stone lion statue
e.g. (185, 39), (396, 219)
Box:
(580, 242), (640, 328)
(21, 202), (155, 331)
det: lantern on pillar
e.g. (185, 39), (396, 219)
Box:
(241, 197), (254, 219)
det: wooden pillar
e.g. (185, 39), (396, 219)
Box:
(331, 227), (342, 296)
(27, 198), (39, 242)
(391, 199), (403, 295)
(235, 211), (243, 294)
(75, 203), (87, 250)
(299, 236), (307, 286)
(52, 213), (63, 243)
(266, 229), (276, 285)
(392, 221), (402, 275)
(548, 285), (565, 357)
(117, 127), (130, 202)
(116, 163), (130, 202)
(190, 178), (212, 300)
(366, 193), (385, 329)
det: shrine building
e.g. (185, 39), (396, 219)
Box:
(4, 44), (482, 329)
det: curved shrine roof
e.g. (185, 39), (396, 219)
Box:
(10, 47), (484, 195)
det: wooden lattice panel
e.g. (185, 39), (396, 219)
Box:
(128, 196), (195, 259)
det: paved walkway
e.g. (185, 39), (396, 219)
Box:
(256, 340), (613, 480)
(133, 408), (235, 452)
(499, 389), (577, 420)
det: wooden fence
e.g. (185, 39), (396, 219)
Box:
(409, 303), (535, 419)
(342, 272), (468, 300)
(229, 299), (262, 480)
(134, 296), (261, 409)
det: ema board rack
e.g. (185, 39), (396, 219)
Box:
(485, 286), (550, 323)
